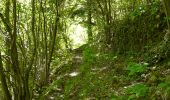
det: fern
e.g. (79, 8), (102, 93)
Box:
(127, 83), (149, 98)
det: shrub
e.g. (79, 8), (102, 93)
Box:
(127, 62), (147, 76)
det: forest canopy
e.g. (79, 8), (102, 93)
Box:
(0, 0), (170, 99)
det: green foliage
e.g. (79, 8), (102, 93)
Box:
(82, 47), (96, 64)
(0, 0), (169, 99)
(113, 0), (165, 53)
(64, 79), (75, 97)
(151, 1), (160, 15)
(158, 82), (170, 95)
(70, 7), (86, 18)
(98, 53), (117, 61)
(158, 82), (170, 93)
(127, 62), (147, 76)
(127, 83), (149, 98)
(130, 6), (146, 21)
(38, 79), (59, 99)
(165, 16), (170, 21)
(158, 82), (169, 88)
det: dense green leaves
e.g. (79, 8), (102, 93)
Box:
(127, 83), (149, 98)
(0, 0), (170, 99)
(83, 47), (96, 64)
(127, 62), (147, 76)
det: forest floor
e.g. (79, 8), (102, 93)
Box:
(41, 50), (170, 100)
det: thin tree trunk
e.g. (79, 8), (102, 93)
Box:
(40, 0), (49, 84)
(87, 0), (93, 43)
(12, 0), (23, 99)
(0, 52), (12, 100)
(46, 1), (59, 84)
(104, 0), (112, 46)
(24, 0), (37, 99)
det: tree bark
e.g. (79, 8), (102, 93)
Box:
(46, 1), (59, 84)
(0, 52), (12, 100)
(87, 0), (93, 43)
(12, 0), (23, 99)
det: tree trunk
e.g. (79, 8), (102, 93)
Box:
(46, 0), (59, 84)
(104, 0), (112, 46)
(12, 0), (24, 99)
(87, 0), (93, 43)
(0, 52), (12, 100)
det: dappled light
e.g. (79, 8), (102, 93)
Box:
(69, 72), (79, 77)
(18, 0), (30, 5)
(0, 0), (170, 99)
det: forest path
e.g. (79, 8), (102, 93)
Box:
(47, 51), (112, 99)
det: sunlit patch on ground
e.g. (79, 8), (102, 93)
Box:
(69, 72), (79, 77)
